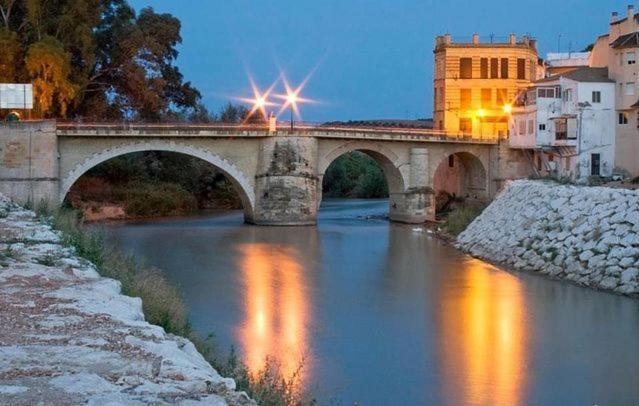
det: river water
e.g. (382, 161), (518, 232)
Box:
(105, 199), (639, 405)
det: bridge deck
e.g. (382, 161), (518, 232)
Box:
(55, 123), (499, 145)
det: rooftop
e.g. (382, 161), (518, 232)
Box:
(535, 67), (614, 84)
(610, 31), (639, 49)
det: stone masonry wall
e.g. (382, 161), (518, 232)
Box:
(458, 180), (639, 295)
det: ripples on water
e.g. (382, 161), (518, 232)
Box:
(106, 199), (639, 405)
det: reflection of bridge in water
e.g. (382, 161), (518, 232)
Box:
(0, 121), (529, 225)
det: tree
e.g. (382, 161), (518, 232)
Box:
(0, 0), (203, 121)
(0, 27), (20, 82)
(25, 36), (77, 117)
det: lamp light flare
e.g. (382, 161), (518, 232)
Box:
(237, 77), (279, 124)
(503, 103), (513, 114)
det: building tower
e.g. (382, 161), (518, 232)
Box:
(433, 33), (541, 139)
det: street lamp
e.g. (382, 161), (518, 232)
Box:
(238, 78), (278, 125)
(286, 91), (299, 130)
(276, 78), (312, 131)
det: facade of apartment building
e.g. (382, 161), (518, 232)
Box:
(509, 68), (615, 181)
(433, 33), (541, 139)
(590, 5), (639, 177)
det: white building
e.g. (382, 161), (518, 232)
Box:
(509, 67), (616, 181)
(590, 5), (639, 177)
(545, 52), (591, 77)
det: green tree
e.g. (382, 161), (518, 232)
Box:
(0, 27), (20, 81)
(25, 36), (77, 117)
(1, 0), (203, 121)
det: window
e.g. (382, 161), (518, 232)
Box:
(460, 118), (472, 133)
(591, 154), (601, 176)
(448, 155), (455, 168)
(528, 119), (534, 134)
(490, 58), (499, 78)
(460, 89), (472, 109)
(626, 82), (635, 96)
(563, 89), (573, 102)
(619, 112), (629, 125)
(555, 86), (562, 98)
(517, 58), (526, 79)
(539, 123), (546, 131)
(627, 51), (636, 65)
(592, 91), (601, 103)
(460, 58), (473, 79)
(496, 89), (508, 105)
(538, 87), (555, 98)
(501, 58), (509, 78)
(481, 89), (492, 108)
(518, 120), (526, 135)
(480, 58), (488, 79)
(555, 119), (568, 140)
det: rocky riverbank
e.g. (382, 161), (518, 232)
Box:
(0, 195), (253, 405)
(458, 180), (639, 296)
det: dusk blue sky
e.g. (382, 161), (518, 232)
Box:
(131, 0), (624, 122)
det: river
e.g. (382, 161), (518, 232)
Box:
(105, 199), (639, 405)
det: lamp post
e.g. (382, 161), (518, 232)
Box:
(287, 92), (298, 130)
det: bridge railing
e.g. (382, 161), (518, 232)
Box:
(55, 121), (502, 143)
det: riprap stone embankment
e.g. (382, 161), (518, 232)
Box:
(0, 194), (253, 405)
(458, 180), (639, 295)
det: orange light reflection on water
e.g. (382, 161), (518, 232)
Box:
(237, 243), (310, 384)
(440, 260), (528, 405)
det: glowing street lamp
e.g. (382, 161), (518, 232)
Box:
(503, 103), (513, 114)
(276, 74), (314, 131)
(237, 78), (278, 124)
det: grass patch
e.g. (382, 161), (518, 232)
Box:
(443, 202), (486, 236)
(35, 201), (311, 405)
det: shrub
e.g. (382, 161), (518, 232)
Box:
(38, 203), (311, 405)
(443, 203), (486, 236)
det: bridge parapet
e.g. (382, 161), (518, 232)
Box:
(56, 123), (499, 145)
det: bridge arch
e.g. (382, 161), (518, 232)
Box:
(318, 141), (407, 207)
(60, 141), (256, 221)
(433, 150), (488, 201)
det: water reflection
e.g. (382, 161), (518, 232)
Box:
(438, 260), (528, 405)
(237, 243), (311, 383)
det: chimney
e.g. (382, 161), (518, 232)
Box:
(472, 33), (479, 45)
(611, 11), (619, 23)
(444, 33), (452, 45)
(509, 33), (517, 45)
(530, 39), (538, 50)
(629, 4), (635, 18)
(522, 35), (530, 46)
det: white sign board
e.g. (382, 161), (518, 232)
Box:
(0, 84), (34, 109)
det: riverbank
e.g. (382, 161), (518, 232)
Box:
(0, 194), (254, 405)
(457, 180), (639, 296)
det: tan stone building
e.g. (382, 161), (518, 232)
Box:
(590, 5), (639, 177)
(433, 34), (541, 139)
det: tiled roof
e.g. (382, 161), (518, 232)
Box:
(610, 32), (639, 49)
(535, 67), (614, 84)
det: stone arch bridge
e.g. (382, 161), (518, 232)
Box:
(0, 121), (528, 225)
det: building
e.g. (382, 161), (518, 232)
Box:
(509, 67), (616, 181)
(433, 33), (541, 139)
(590, 5), (639, 177)
(545, 52), (591, 77)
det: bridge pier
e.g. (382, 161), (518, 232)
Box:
(252, 136), (319, 226)
(388, 148), (435, 223)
